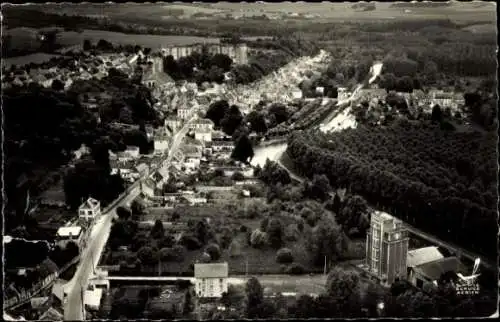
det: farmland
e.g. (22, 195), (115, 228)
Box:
(19, 2), (497, 23)
(57, 29), (220, 49)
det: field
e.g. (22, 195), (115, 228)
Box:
(462, 23), (497, 34)
(24, 2), (497, 23)
(57, 29), (220, 49)
(2, 52), (63, 69)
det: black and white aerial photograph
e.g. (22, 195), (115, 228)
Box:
(1, 1), (498, 320)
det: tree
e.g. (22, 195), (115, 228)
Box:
(159, 247), (176, 261)
(150, 220), (165, 239)
(308, 217), (346, 265)
(250, 229), (268, 248)
(137, 246), (158, 265)
(431, 104), (443, 123)
(205, 243), (221, 260)
(337, 195), (369, 235)
(245, 277), (264, 318)
(326, 267), (362, 313)
(231, 134), (254, 164)
(219, 227), (233, 249)
(292, 294), (317, 318)
(206, 100), (229, 127)
(96, 39), (113, 51)
(231, 171), (245, 181)
(266, 218), (284, 249)
(180, 234), (202, 250)
(221, 105), (244, 135)
(245, 111), (268, 134)
(83, 39), (92, 51)
(259, 159), (291, 185)
(211, 53), (233, 71)
(268, 103), (289, 126)
(284, 223), (300, 241)
(303, 174), (331, 201)
(131, 200), (145, 219)
(116, 206), (131, 220)
(229, 240), (242, 257)
(276, 247), (294, 263)
(51, 79), (65, 91)
(221, 284), (245, 308)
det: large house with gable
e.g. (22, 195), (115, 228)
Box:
(78, 198), (101, 222)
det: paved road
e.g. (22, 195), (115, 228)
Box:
(63, 116), (197, 320)
(63, 187), (141, 320)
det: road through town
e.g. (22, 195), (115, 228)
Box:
(63, 115), (198, 320)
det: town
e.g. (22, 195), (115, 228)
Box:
(2, 2), (498, 321)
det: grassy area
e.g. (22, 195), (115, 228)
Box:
(2, 52), (63, 68)
(220, 231), (320, 275)
(33, 206), (76, 225)
(57, 29), (220, 50)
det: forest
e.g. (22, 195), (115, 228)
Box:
(286, 120), (498, 259)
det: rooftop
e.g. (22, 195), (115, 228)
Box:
(56, 226), (83, 238)
(413, 256), (467, 282)
(79, 197), (100, 210)
(181, 144), (201, 155)
(407, 246), (444, 268)
(84, 288), (103, 310)
(372, 210), (398, 222)
(193, 118), (215, 125)
(194, 262), (229, 278)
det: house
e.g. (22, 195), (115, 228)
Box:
(408, 256), (467, 289)
(316, 86), (325, 96)
(39, 307), (63, 321)
(194, 129), (212, 143)
(209, 141), (234, 154)
(141, 177), (157, 198)
(135, 163), (149, 177)
(194, 262), (229, 298)
(110, 159), (136, 179)
(165, 117), (181, 132)
(407, 246), (445, 269)
(84, 286), (103, 311)
(181, 145), (203, 170)
(73, 144), (90, 160)
(125, 146), (140, 159)
(211, 130), (232, 142)
(154, 135), (170, 153)
(185, 195), (207, 205)
(78, 197), (101, 221)
(292, 90), (303, 100)
(55, 226), (83, 248)
(190, 118), (214, 132)
(178, 104), (194, 120)
(30, 296), (50, 314)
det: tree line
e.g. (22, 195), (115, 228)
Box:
(213, 267), (495, 319)
(286, 121), (498, 259)
(163, 49), (233, 85)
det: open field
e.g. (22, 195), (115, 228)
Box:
(20, 2), (496, 23)
(57, 29), (220, 49)
(462, 23), (497, 34)
(3, 52), (63, 68)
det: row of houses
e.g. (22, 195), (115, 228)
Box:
(3, 52), (136, 90)
(160, 43), (248, 65)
